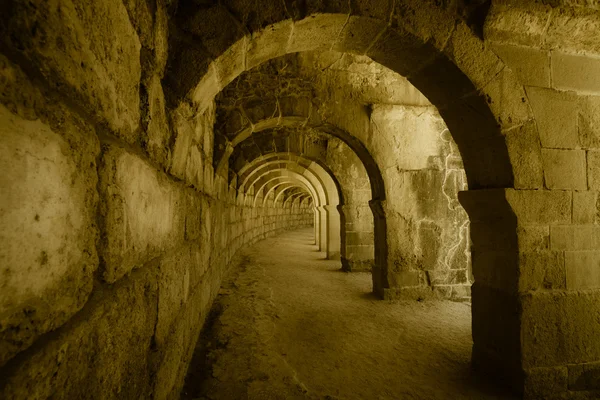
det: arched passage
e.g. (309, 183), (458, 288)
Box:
(165, 6), (535, 392)
(218, 118), (386, 291)
(238, 153), (343, 261)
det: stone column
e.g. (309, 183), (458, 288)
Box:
(325, 205), (341, 260)
(459, 188), (584, 397)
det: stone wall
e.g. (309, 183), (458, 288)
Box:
(0, 2), (312, 398)
(326, 138), (374, 271)
(370, 105), (471, 300)
(301, 53), (472, 299)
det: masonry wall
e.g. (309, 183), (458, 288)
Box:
(302, 52), (472, 299)
(0, 2), (311, 398)
(326, 138), (374, 271)
(370, 105), (471, 300)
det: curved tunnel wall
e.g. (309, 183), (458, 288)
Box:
(2, 1), (600, 399)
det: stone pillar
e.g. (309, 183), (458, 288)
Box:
(313, 206), (321, 249)
(369, 199), (388, 299)
(459, 188), (589, 397)
(325, 205), (341, 260)
(317, 206), (328, 256)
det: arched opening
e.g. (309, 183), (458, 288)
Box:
(165, 8), (526, 391)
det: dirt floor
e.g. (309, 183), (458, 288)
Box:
(181, 227), (517, 400)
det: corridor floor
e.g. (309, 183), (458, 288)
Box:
(181, 228), (517, 400)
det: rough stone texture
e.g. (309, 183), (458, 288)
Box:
(5, 1), (600, 399)
(99, 145), (186, 283)
(0, 267), (158, 400)
(491, 44), (551, 87)
(552, 52), (600, 94)
(578, 95), (600, 148)
(0, 0), (142, 141)
(327, 138), (374, 271)
(588, 151), (600, 190)
(521, 291), (600, 369)
(541, 149), (587, 190)
(527, 87), (579, 149)
(0, 55), (100, 367)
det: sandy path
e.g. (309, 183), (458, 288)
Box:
(181, 228), (517, 400)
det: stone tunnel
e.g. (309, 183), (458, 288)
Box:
(1, 1), (600, 399)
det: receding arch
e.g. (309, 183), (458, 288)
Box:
(238, 155), (343, 260)
(165, 6), (541, 388)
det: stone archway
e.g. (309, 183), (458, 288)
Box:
(164, 6), (540, 392)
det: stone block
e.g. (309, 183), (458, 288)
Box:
(521, 290), (600, 368)
(143, 75), (171, 168)
(505, 121), (544, 189)
(0, 267), (158, 399)
(574, 191), (600, 224)
(287, 14), (347, 54)
(0, 104), (99, 366)
(569, 362), (600, 391)
(565, 251), (600, 290)
(506, 189), (572, 225)
(588, 151), (600, 190)
(579, 95), (600, 149)
(527, 87), (579, 149)
(552, 52), (600, 94)
(519, 251), (566, 292)
(518, 225), (550, 252)
(246, 21), (293, 70)
(1, 0), (141, 141)
(485, 3), (552, 47)
(524, 366), (568, 399)
(541, 149), (587, 190)
(333, 16), (387, 54)
(551, 225), (600, 251)
(444, 22), (505, 91)
(479, 64), (532, 130)
(491, 44), (550, 87)
(546, 7), (600, 55)
(99, 145), (186, 283)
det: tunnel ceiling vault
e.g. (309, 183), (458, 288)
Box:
(163, 3), (542, 190)
(238, 160), (342, 211)
(237, 154), (343, 206)
(216, 108), (384, 201)
(251, 172), (320, 208)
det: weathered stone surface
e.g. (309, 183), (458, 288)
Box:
(541, 149), (587, 190)
(565, 251), (600, 289)
(519, 251), (566, 292)
(579, 95), (600, 149)
(0, 0), (142, 141)
(527, 87), (579, 149)
(518, 225), (550, 252)
(491, 44), (550, 87)
(587, 150), (600, 190)
(0, 58), (99, 365)
(552, 52), (600, 94)
(99, 145), (187, 283)
(545, 7), (600, 56)
(522, 290), (600, 368)
(0, 267), (158, 400)
(506, 189), (572, 224)
(287, 14), (347, 53)
(505, 121), (544, 189)
(573, 191), (600, 224)
(485, 3), (552, 47)
(143, 76), (171, 168)
(551, 225), (600, 250)
(524, 366), (568, 398)
(569, 362), (600, 391)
